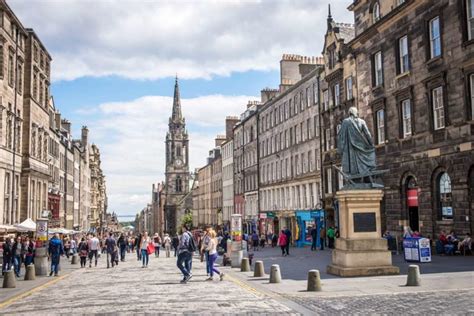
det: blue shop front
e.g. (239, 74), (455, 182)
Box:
(295, 210), (325, 248)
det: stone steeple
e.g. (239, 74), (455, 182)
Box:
(171, 76), (183, 125)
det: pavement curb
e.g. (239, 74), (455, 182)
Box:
(0, 274), (70, 309)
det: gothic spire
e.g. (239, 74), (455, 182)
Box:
(327, 4), (333, 31)
(171, 75), (183, 123)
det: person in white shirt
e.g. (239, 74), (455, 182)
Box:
(163, 234), (172, 258)
(88, 234), (100, 268)
(205, 230), (224, 281)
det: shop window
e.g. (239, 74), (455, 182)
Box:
(438, 172), (453, 220)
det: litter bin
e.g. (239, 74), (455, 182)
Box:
(403, 237), (431, 262)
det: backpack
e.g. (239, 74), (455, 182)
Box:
(186, 232), (197, 252)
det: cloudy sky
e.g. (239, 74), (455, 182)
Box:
(9, 0), (353, 219)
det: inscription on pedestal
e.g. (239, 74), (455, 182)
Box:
(353, 212), (376, 232)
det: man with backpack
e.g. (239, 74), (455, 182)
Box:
(177, 224), (196, 284)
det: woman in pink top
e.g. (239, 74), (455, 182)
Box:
(278, 230), (288, 257)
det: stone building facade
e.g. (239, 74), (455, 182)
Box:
(348, 0), (474, 237)
(20, 29), (51, 222)
(319, 11), (356, 229)
(259, 55), (324, 240)
(0, 2), (26, 225)
(222, 116), (239, 230)
(90, 144), (107, 232)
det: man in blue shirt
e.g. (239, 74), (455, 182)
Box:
(48, 233), (64, 277)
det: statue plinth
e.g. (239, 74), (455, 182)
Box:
(327, 189), (399, 277)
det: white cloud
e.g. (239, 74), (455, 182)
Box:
(84, 93), (256, 215)
(9, 0), (354, 81)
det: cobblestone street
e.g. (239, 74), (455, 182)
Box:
(1, 249), (473, 315)
(0, 253), (294, 315)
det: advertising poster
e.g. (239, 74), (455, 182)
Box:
(36, 219), (48, 242)
(231, 214), (242, 241)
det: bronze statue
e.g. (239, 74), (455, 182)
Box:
(336, 107), (384, 189)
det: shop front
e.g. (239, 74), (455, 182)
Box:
(295, 209), (325, 248)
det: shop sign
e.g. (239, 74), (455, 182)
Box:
(259, 213), (267, 219)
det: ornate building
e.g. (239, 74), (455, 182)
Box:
(164, 78), (190, 233)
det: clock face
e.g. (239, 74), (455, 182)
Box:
(175, 159), (183, 167)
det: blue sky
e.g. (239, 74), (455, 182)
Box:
(9, 0), (353, 217)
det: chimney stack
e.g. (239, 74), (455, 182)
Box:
(81, 126), (89, 146)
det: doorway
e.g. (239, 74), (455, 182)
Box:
(406, 177), (419, 232)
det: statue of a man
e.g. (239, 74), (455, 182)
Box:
(337, 107), (376, 176)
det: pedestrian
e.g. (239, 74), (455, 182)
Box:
(2, 236), (13, 273)
(23, 236), (35, 267)
(12, 236), (25, 277)
(201, 227), (211, 276)
(105, 233), (117, 268)
(135, 233), (142, 261)
(278, 230), (288, 256)
(172, 234), (179, 257)
(70, 237), (77, 255)
(88, 234), (100, 268)
(310, 224), (318, 251)
(163, 233), (172, 258)
(177, 224), (195, 283)
(118, 233), (127, 262)
(48, 233), (64, 277)
(271, 233), (278, 248)
(153, 233), (162, 258)
(78, 237), (89, 268)
(63, 237), (71, 259)
(319, 226), (326, 250)
(251, 231), (259, 251)
(327, 226), (335, 249)
(259, 233), (266, 249)
(284, 227), (292, 256)
(140, 231), (151, 268)
(205, 230), (224, 281)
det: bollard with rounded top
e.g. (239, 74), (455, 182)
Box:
(24, 264), (36, 281)
(240, 257), (250, 272)
(269, 264), (281, 283)
(406, 265), (421, 286)
(254, 260), (265, 277)
(307, 270), (322, 291)
(71, 254), (79, 265)
(3, 270), (16, 288)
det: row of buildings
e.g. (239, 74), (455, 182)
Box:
(0, 0), (108, 232)
(189, 0), (474, 243)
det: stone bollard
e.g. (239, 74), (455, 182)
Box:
(240, 258), (250, 272)
(254, 261), (265, 277)
(307, 270), (322, 291)
(269, 264), (281, 283)
(71, 254), (79, 265)
(3, 270), (16, 288)
(35, 247), (48, 276)
(24, 264), (36, 281)
(406, 265), (421, 286)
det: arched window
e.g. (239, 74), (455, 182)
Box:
(373, 2), (381, 23)
(175, 176), (182, 193)
(438, 172), (452, 220)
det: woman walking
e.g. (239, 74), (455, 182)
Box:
(23, 236), (35, 267)
(163, 234), (172, 258)
(278, 230), (288, 256)
(153, 233), (162, 258)
(205, 230), (224, 281)
(140, 232), (151, 268)
(78, 237), (89, 268)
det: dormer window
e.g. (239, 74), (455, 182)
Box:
(373, 2), (381, 23)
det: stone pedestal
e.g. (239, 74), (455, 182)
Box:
(327, 189), (399, 277)
(230, 241), (243, 268)
(35, 247), (49, 276)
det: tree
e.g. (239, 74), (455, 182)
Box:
(181, 212), (193, 228)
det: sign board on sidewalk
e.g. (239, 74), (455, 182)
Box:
(36, 219), (48, 242)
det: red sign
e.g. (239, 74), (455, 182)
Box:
(407, 189), (418, 207)
(48, 193), (60, 219)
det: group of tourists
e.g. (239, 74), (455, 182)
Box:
(1, 235), (35, 277)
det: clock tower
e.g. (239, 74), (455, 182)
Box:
(165, 77), (190, 234)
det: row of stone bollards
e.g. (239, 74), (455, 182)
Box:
(239, 257), (422, 291)
(3, 253), (81, 289)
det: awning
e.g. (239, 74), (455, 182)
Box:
(14, 218), (36, 232)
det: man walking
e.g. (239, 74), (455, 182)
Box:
(88, 234), (100, 268)
(2, 237), (13, 273)
(310, 225), (318, 251)
(12, 236), (24, 277)
(118, 233), (127, 262)
(177, 225), (194, 284)
(284, 227), (291, 256)
(105, 233), (117, 268)
(48, 233), (64, 276)
(135, 233), (142, 261)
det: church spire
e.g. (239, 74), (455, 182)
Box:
(171, 75), (183, 124)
